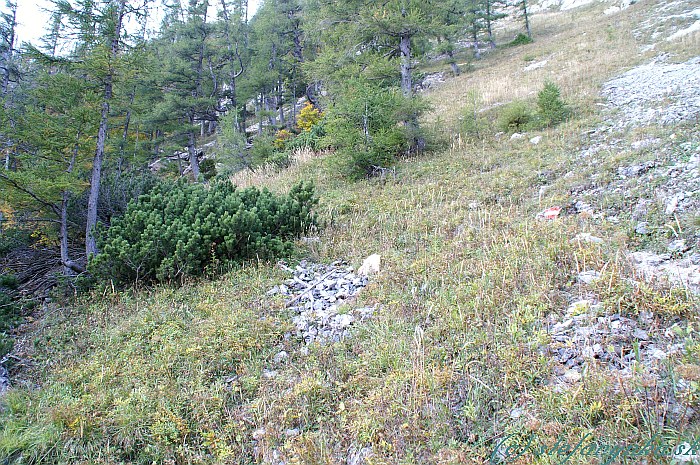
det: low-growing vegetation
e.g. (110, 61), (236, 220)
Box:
(91, 180), (318, 285)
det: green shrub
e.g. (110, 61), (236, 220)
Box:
(497, 101), (533, 133)
(0, 228), (30, 258)
(508, 33), (533, 46)
(91, 179), (318, 284)
(323, 78), (429, 179)
(250, 135), (290, 169)
(537, 81), (569, 127)
(0, 273), (21, 358)
(460, 90), (487, 141)
(288, 121), (327, 151)
(199, 158), (217, 180)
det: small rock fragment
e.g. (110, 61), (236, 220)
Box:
(577, 270), (601, 285)
(273, 351), (288, 364)
(633, 328), (649, 341)
(635, 222), (649, 235)
(358, 254), (381, 276)
(563, 370), (582, 383)
(668, 239), (689, 254)
(573, 233), (604, 244)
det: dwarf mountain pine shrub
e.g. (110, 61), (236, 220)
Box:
(91, 180), (318, 284)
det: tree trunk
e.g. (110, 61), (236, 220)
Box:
(277, 80), (285, 126)
(61, 136), (85, 275)
(265, 94), (276, 127)
(523, 0), (531, 38)
(399, 32), (412, 97)
(306, 82), (319, 107)
(187, 117), (200, 180)
(85, 0), (127, 258)
(1, 2), (16, 96)
(471, 22), (481, 59)
(486, 0), (496, 48)
(219, 0), (245, 133)
(448, 50), (460, 76)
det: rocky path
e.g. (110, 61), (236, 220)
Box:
(269, 259), (377, 345)
(540, 52), (699, 398)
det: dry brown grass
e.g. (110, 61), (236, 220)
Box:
(228, 148), (326, 189)
(424, 2), (645, 125)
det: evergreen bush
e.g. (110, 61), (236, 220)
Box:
(537, 81), (569, 126)
(508, 33), (533, 46)
(250, 135), (290, 169)
(199, 158), (217, 180)
(91, 179), (318, 284)
(0, 273), (20, 358)
(497, 101), (533, 133)
(288, 121), (327, 151)
(323, 78), (429, 179)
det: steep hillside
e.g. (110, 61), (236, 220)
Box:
(1, 0), (699, 464)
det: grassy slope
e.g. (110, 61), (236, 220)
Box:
(1, 1), (699, 463)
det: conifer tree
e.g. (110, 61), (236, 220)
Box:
(150, 0), (219, 180)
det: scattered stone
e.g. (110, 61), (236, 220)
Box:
(665, 193), (682, 215)
(573, 233), (604, 244)
(633, 328), (650, 341)
(510, 132), (525, 140)
(252, 428), (267, 441)
(577, 270), (601, 285)
(285, 428), (301, 438)
(668, 239), (689, 254)
(0, 365), (8, 397)
(347, 445), (374, 465)
(510, 407), (525, 419)
(631, 138), (661, 150)
(524, 60), (548, 72)
(629, 251), (700, 293)
(601, 56), (700, 129)
(358, 254), (381, 276)
(573, 201), (594, 215)
(530, 136), (542, 145)
(272, 260), (377, 344)
(262, 369), (278, 379)
(273, 351), (288, 364)
(417, 72), (446, 91)
(618, 161), (655, 178)
(563, 369), (582, 383)
(635, 222), (650, 235)
(648, 348), (668, 360)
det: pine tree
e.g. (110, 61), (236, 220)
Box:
(0, 70), (99, 274)
(150, 0), (220, 180)
(217, 0), (249, 132)
(0, 0), (18, 97)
